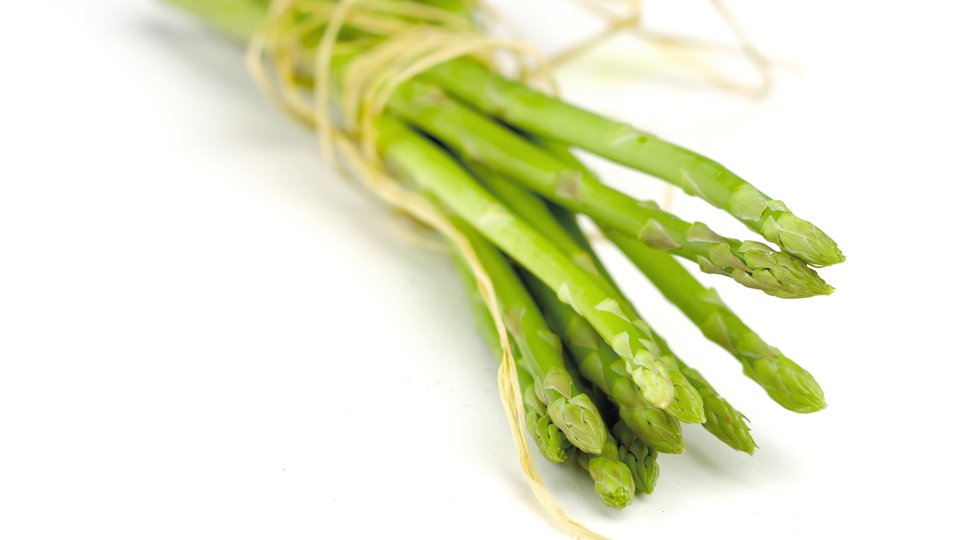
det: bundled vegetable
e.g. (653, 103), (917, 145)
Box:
(166, 0), (842, 534)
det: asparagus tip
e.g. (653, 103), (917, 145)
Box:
(747, 353), (826, 414)
(665, 373), (707, 424)
(547, 394), (608, 455)
(526, 411), (573, 463)
(762, 210), (845, 267)
(584, 456), (635, 509)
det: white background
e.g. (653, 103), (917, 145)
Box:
(2, 1), (958, 538)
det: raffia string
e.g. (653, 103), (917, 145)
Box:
(246, 1), (606, 538)
(555, 0), (774, 98)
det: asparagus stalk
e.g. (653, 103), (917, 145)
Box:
(474, 166), (704, 424)
(576, 435), (636, 509)
(606, 231), (826, 413)
(377, 115), (677, 409)
(677, 363), (756, 454)
(611, 421), (659, 495)
(453, 252), (573, 463)
(383, 79), (832, 299)
(421, 58), (844, 267)
(523, 272), (684, 454)
(445, 213), (608, 454)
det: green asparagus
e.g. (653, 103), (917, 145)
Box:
(678, 363), (756, 453)
(607, 230), (825, 413)
(576, 435), (636, 509)
(168, 0), (846, 525)
(611, 421), (659, 495)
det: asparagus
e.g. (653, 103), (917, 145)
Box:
(377, 115), (677, 409)
(474, 166), (704, 424)
(611, 421), (659, 495)
(678, 363), (756, 454)
(383, 79), (833, 299)
(421, 58), (844, 267)
(524, 272), (684, 454)
(446, 213), (608, 454)
(453, 252), (573, 463)
(576, 435), (636, 509)
(607, 231), (826, 413)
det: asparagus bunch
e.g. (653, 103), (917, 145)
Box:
(168, 0), (842, 517)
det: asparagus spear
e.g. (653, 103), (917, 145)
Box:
(383, 79), (832, 299)
(421, 58), (844, 267)
(611, 421), (659, 495)
(607, 231), (826, 413)
(377, 115), (677, 409)
(474, 166), (705, 424)
(677, 363), (756, 454)
(453, 252), (573, 463)
(576, 435), (636, 509)
(445, 213), (608, 454)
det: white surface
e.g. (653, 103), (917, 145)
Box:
(1, 1), (958, 538)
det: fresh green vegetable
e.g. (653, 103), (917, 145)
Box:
(576, 435), (636, 509)
(606, 230), (825, 413)
(167, 0), (844, 526)
(611, 421), (659, 495)
(677, 363), (756, 453)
